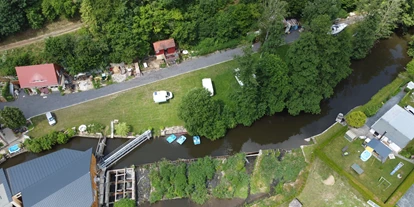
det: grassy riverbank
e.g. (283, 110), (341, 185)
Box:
(29, 45), (290, 138)
(29, 60), (239, 138)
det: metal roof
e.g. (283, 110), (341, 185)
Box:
(21, 149), (93, 207)
(6, 148), (89, 195)
(367, 139), (392, 163)
(397, 183), (414, 207)
(0, 169), (12, 207)
(372, 105), (414, 148)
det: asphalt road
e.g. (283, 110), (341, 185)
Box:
(0, 43), (263, 118)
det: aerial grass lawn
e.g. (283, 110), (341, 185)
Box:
(29, 60), (240, 138)
(399, 89), (414, 108)
(298, 158), (368, 207)
(320, 131), (414, 203)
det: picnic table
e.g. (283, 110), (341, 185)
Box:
(351, 163), (364, 175)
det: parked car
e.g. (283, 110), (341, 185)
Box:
(46, 112), (56, 126)
(153, 91), (173, 103)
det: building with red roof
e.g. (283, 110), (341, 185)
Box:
(15, 64), (64, 95)
(152, 39), (178, 62)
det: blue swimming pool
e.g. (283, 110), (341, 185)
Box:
(8, 144), (20, 154)
(360, 150), (372, 162)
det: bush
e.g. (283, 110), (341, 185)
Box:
(87, 122), (105, 134)
(114, 198), (135, 207)
(345, 111), (367, 128)
(407, 60), (414, 77)
(66, 128), (76, 137)
(115, 122), (131, 136)
(1, 81), (14, 102)
(160, 63), (167, 68)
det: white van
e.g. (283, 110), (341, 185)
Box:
(46, 112), (56, 126)
(153, 91), (173, 103)
(202, 78), (214, 96)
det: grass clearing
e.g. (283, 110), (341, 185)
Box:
(298, 158), (368, 207)
(250, 149), (306, 195)
(29, 60), (240, 138)
(399, 89), (414, 108)
(320, 130), (414, 203)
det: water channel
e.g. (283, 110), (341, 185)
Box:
(0, 32), (412, 206)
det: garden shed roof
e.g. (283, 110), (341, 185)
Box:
(153, 39), (175, 53)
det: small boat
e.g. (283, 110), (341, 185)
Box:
(329, 23), (348, 35)
(193, 136), (201, 145)
(166, 134), (177, 143)
(176, 135), (187, 145)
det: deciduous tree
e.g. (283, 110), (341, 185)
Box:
(0, 107), (26, 129)
(346, 111), (367, 128)
(178, 88), (227, 140)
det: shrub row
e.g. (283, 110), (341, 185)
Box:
(24, 128), (76, 153)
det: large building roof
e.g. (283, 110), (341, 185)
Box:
(4, 148), (94, 207)
(153, 39), (175, 53)
(372, 105), (414, 149)
(15, 64), (60, 88)
(0, 169), (12, 207)
(20, 149), (93, 207)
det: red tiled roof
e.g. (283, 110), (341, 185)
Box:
(153, 39), (176, 53)
(15, 64), (60, 88)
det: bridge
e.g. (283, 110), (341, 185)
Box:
(97, 130), (152, 171)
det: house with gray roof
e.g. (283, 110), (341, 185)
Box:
(371, 104), (414, 153)
(0, 148), (97, 207)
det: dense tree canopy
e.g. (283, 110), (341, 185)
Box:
(286, 14), (352, 115)
(0, 107), (26, 129)
(178, 88), (227, 140)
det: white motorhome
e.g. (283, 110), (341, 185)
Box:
(202, 78), (214, 96)
(153, 91), (173, 103)
(46, 112), (56, 126)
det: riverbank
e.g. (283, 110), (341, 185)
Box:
(135, 149), (306, 206)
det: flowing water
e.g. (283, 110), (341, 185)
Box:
(0, 32), (412, 206)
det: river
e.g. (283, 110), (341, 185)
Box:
(0, 32), (412, 206)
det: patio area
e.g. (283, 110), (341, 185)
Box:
(321, 129), (414, 201)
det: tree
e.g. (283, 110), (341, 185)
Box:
(0, 0), (26, 39)
(357, 0), (404, 39)
(258, 0), (288, 53)
(0, 107), (26, 129)
(114, 198), (135, 207)
(352, 14), (380, 59)
(178, 88), (227, 140)
(25, 3), (45, 29)
(346, 111), (367, 128)
(401, 0), (414, 27)
(302, 0), (342, 24)
(286, 15), (352, 115)
(115, 122), (131, 136)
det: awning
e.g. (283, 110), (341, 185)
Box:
(366, 146), (374, 152)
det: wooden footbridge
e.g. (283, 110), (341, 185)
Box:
(97, 130), (152, 171)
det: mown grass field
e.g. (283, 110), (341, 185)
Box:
(29, 60), (240, 137)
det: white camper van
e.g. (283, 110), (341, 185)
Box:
(46, 112), (56, 126)
(153, 91), (173, 103)
(202, 78), (214, 96)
